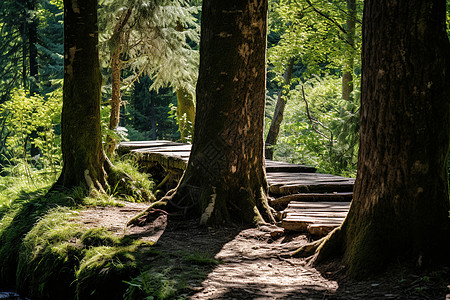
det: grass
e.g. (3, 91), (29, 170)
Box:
(0, 159), (166, 299)
(123, 250), (221, 300)
(0, 158), (218, 299)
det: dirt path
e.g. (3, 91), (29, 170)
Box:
(78, 202), (450, 300)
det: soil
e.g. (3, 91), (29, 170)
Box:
(79, 202), (450, 300)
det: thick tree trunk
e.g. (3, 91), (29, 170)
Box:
(175, 88), (195, 142)
(316, 0), (450, 277)
(265, 57), (294, 160)
(57, 0), (107, 189)
(341, 0), (356, 101)
(155, 0), (274, 225)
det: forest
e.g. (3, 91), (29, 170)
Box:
(0, 0), (449, 299)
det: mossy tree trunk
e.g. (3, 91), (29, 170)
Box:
(158, 0), (274, 226)
(265, 57), (294, 160)
(314, 0), (450, 277)
(175, 88), (195, 142)
(56, 0), (108, 189)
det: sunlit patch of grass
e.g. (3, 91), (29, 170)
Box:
(111, 156), (156, 202)
(124, 250), (220, 300)
(0, 165), (55, 210)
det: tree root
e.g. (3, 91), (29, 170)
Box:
(290, 227), (345, 265)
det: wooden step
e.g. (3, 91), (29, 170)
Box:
(265, 160), (316, 173)
(280, 201), (351, 236)
(270, 192), (353, 210)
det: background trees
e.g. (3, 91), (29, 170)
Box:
(265, 0), (363, 175)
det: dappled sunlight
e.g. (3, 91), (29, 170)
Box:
(191, 228), (338, 299)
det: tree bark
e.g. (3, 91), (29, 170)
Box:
(341, 0), (356, 101)
(28, 0), (38, 95)
(56, 0), (107, 189)
(316, 0), (450, 277)
(175, 88), (195, 142)
(106, 7), (133, 157)
(265, 57), (294, 160)
(153, 0), (274, 225)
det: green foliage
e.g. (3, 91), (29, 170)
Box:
(0, 177), (156, 299)
(124, 76), (179, 141)
(0, 88), (62, 172)
(124, 267), (181, 300)
(112, 156), (155, 194)
(99, 0), (200, 95)
(447, 0), (450, 37)
(268, 0), (362, 79)
(124, 251), (219, 300)
(0, 164), (55, 209)
(0, 0), (63, 100)
(274, 75), (359, 176)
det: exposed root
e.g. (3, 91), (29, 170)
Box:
(290, 238), (325, 258)
(128, 208), (168, 227)
(289, 227), (345, 267)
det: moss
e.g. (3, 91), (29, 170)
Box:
(0, 180), (157, 300)
(123, 250), (218, 300)
(81, 227), (121, 247)
(76, 245), (140, 300)
(15, 207), (83, 298)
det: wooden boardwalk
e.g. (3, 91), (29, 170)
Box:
(118, 140), (354, 236)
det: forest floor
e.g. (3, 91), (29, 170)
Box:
(78, 202), (450, 300)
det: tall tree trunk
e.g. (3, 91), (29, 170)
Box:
(28, 0), (40, 158)
(341, 0), (356, 101)
(315, 0), (450, 277)
(20, 22), (27, 89)
(28, 0), (38, 95)
(56, 0), (107, 189)
(153, 0), (274, 225)
(106, 7), (133, 157)
(176, 88), (195, 142)
(265, 57), (294, 160)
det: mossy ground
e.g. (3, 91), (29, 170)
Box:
(0, 158), (222, 300)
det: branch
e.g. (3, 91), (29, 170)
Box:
(301, 0), (356, 50)
(301, 85), (332, 140)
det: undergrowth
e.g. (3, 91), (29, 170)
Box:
(0, 158), (167, 299)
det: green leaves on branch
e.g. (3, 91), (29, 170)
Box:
(99, 0), (200, 95)
(273, 75), (359, 176)
(0, 88), (62, 170)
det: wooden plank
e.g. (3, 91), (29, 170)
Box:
(265, 160), (316, 173)
(283, 216), (344, 223)
(135, 144), (192, 153)
(286, 201), (351, 208)
(286, 211), (348, 218)
(132, 151), (188, 171)
(280, 200), (349, 235)
(117, 140), (182, 154)
(267, 172), (354, 195)
(270, 192), (352, 210)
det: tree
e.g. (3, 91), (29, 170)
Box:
(99, 0), (200, 151)
(136, 0), (275, 225)
(265, 57), (294, 160)
(296, 0), (450, 277)
(341, 0), (356, 101)
(56, 0), (108, 188)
